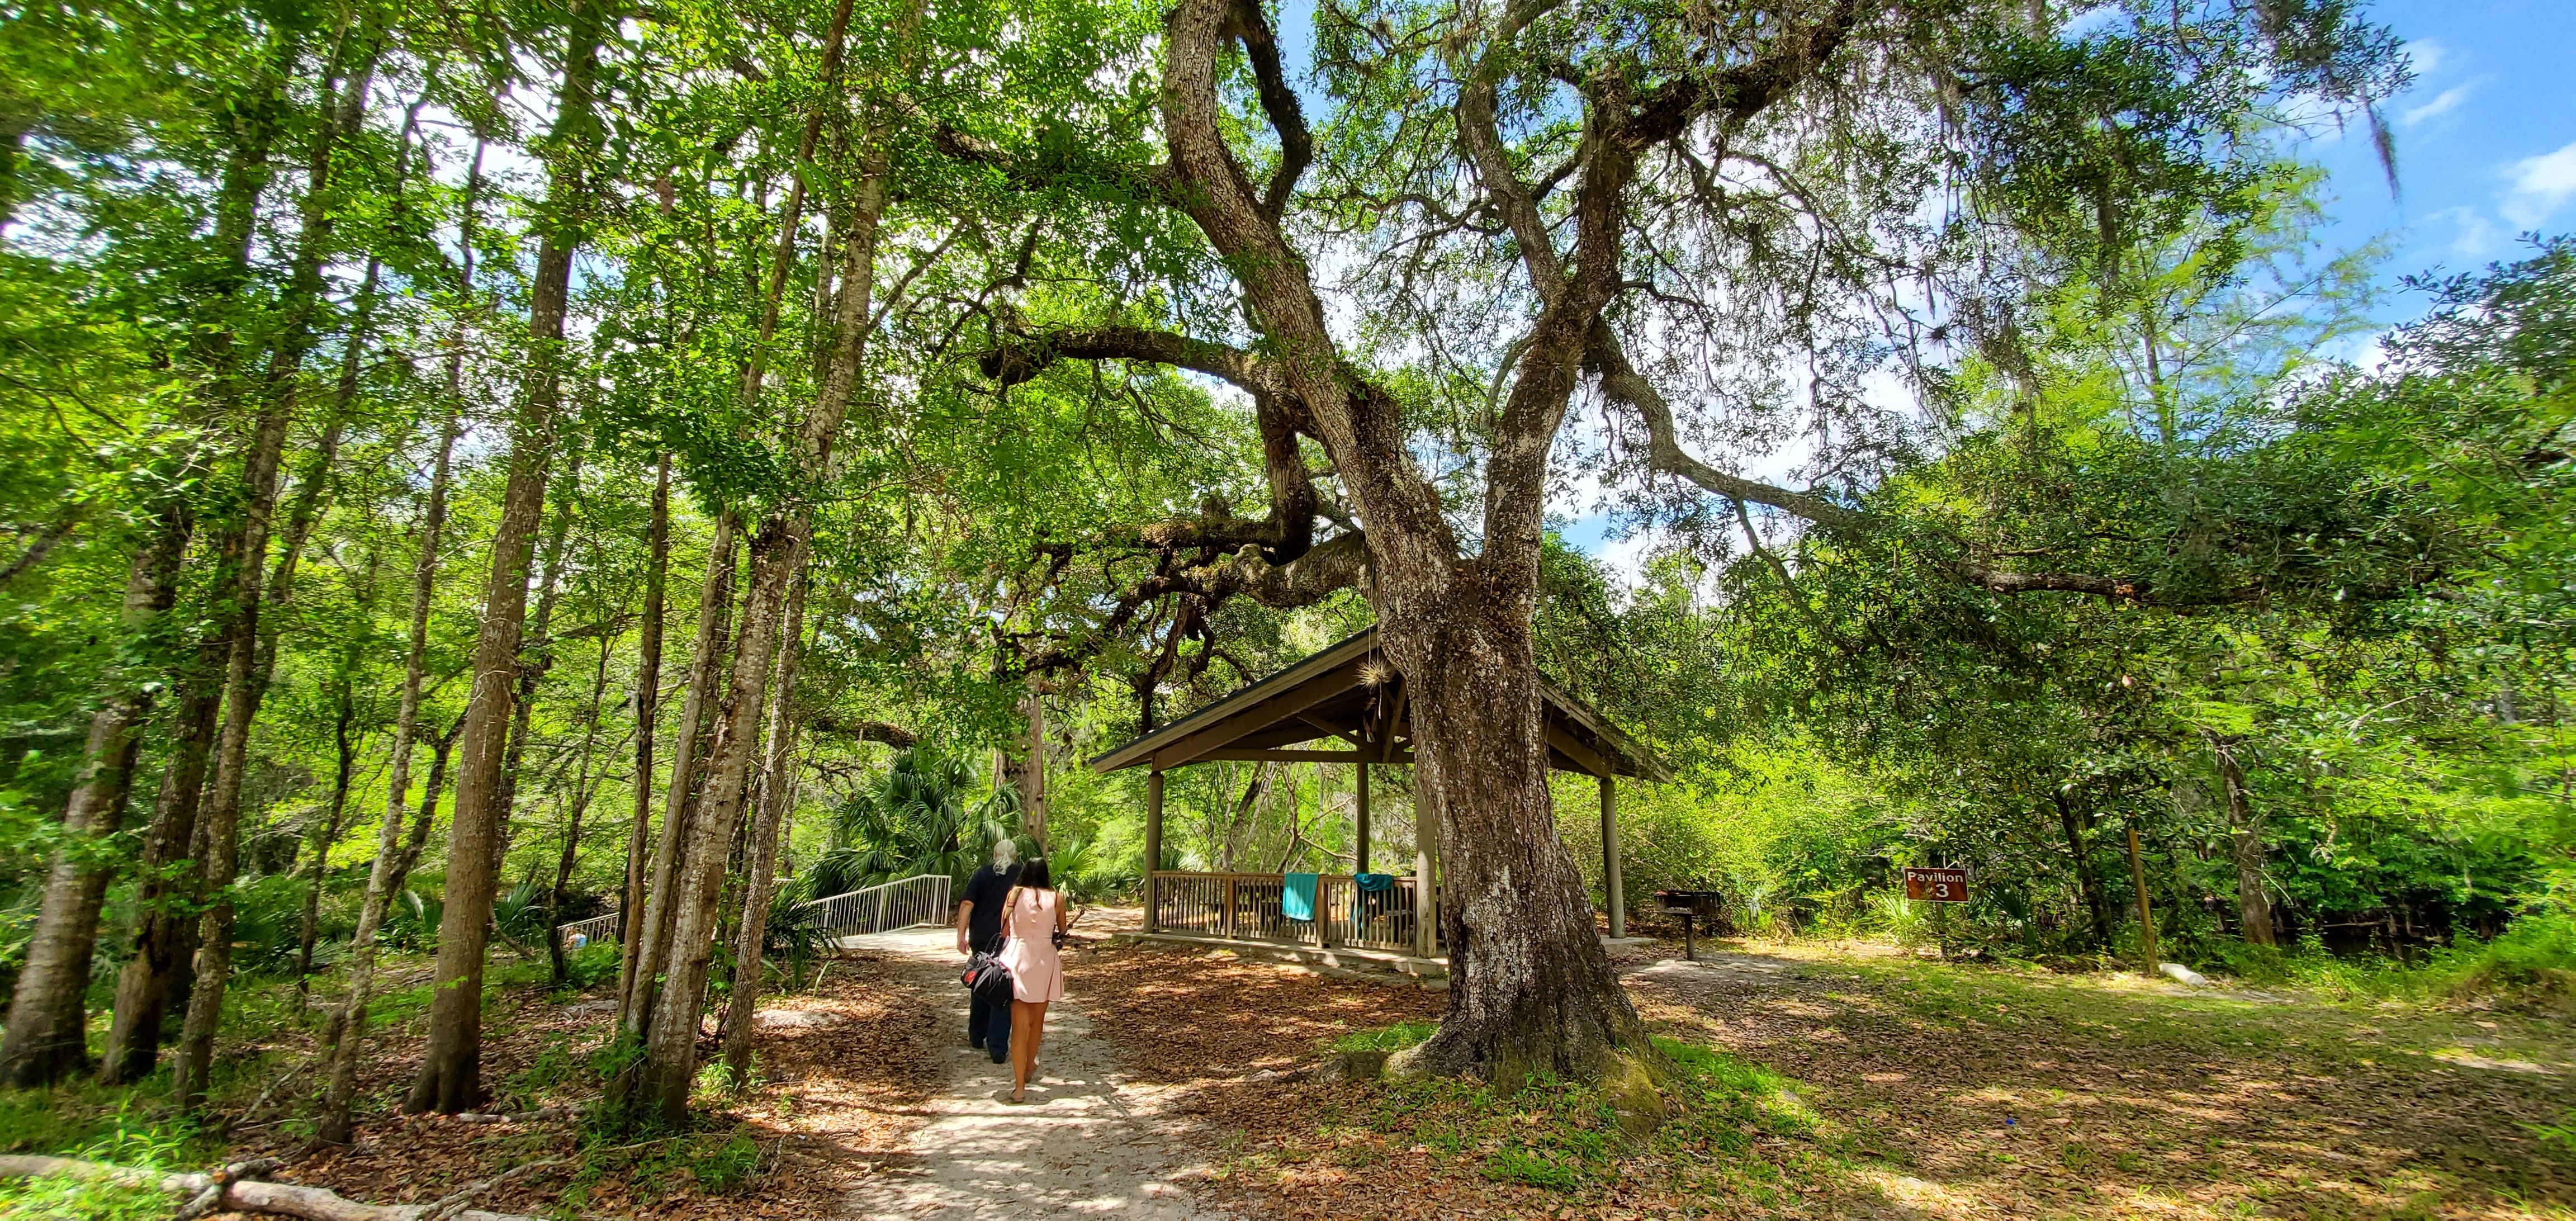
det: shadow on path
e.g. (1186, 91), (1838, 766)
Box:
(839, 927), (1223, 1219)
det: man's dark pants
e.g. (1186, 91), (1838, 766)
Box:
(968, 949), (1010, 1062)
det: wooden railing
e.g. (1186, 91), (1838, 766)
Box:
(1145, 870), (1443, 956)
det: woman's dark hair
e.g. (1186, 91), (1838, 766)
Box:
(1017, 857), (1053, 892)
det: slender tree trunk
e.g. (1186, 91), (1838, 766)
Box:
(2052, 791), (2114, 949)
(88, 42), (297, 1085)
(311, 104), (470, 1132)
(2207, 733), (2277, 947)
(633, 46), (905, 1121)
(0, 523), (190, 1083)
(617, 511), (736, 1042)
(615, 456), (670, 1010)
(1019, 682), (1048, 844)
(293, 684), (362, 996)
(171, 36), (380, 1111)
(282, 273), (383, 1002)
(613, 0), (858, 1053)
(314, 397), (462, 1145)
(720, 575), (808, 1081)
(170, 389), (298, 1113)
(490, 444), (581, 920)
(408, 3), (607, 1114)
(97, 680), (218, 1083)
(548, 632), (616, 985)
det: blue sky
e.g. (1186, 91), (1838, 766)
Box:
(1560, 0), (2576, 573)
(2310, 0), (2576, 306)
(1262, 2), (2576, 570)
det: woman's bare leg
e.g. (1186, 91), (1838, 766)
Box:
(1026, 1000), (1050, 1080)
(1011, 1001), (1038, 1100)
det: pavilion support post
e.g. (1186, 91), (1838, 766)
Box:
(1144, 769), (1163, 933)
(1355, 762), (1370, 874)
(1414, 807), (1437, 959)
(1599, 773), (1624, 939)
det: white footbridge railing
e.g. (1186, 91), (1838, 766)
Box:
(555, 872), (951, 948)
(557, 910), (622, 949)
(795, 873), (951, 940)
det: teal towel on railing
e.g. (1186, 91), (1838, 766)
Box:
(1353, 872), (1396, 892)
(1281, 872), (1320, 921)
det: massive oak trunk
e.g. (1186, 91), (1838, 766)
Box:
(1142, 0), (1661, 1096)
(1375, 597), (1651, 1090)
(408, 2), (606, 1113)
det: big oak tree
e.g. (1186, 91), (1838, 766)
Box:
(957, 0), (2401, 1088)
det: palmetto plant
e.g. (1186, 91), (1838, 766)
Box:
(799, 749), (1024, 902)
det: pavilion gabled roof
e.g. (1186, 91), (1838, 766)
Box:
(1085, 627), (1670, 782)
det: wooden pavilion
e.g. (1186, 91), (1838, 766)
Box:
(1088, 627), (1668, 964)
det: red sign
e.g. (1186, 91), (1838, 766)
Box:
(1903, 867), (1971, 903)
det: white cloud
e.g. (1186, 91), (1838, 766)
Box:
(2432, 206), (2504, 258)
(2399, 81), (2477, 129)
(2502, 140), (2576, 229)
(2407, 39), (2451, 78)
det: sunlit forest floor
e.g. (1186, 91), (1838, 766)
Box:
(1084, 931), (2576, 1220)
(6, 926), (2570, 1219)
(0, 948), (948, 1218)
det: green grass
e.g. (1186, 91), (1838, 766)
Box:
(0, 1109), (202, 1220)
(1327, 1020), (1438, 1054)
(1281, 1035), (1817, 1200)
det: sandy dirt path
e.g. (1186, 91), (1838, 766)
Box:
(839, 927), (1223, 1220)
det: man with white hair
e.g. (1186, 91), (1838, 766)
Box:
(955, 838), (1022, 1063)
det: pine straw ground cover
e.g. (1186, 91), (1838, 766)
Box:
(1081, 937), (2576, 1220)
(1, 948), (945, 1219)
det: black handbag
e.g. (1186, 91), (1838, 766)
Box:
(962, 950), (1014, 1006)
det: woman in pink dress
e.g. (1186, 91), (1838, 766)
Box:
(997, 856), (1069, 1102)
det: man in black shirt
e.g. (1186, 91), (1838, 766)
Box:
(955, 840), (1021, 1062)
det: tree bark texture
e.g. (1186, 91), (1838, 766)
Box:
(632, 40), (903, 1119)
(89, 51), (296, 1084)
(720, 574), (808, 1080)
(618, 510), (736, 1041)
(408, 3), (605, 1113)
(616, 455), (670, 1008)
(1380, 602), (1650, 1087)
(316, 398), (462, 1146)
(2207, 734), (2277, 947)
(0, 518), (191, 1084)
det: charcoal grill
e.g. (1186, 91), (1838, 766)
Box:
(1656, 889), (1723, 960)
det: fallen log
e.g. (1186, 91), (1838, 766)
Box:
(0, 1154), (539, 1221)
